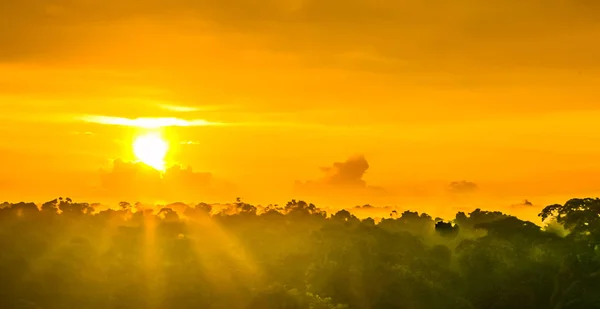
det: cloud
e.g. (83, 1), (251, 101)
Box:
(294, 155), (387, 203)
(180, 141), (201, 145)
(2, 0), (599, 73)
(77, 114), (351, 131)
(156, 103), (237, 113)
(507, 199), (534, 208)
(321, 155), (369, 187)
(157, 104), (201, 113)
(448, 180), (479, 194)
(347, 204), (398, 220)
(301, 155), (370, 189)
(98, 159), (237, 202)
(70, 131), (93, 135)
(79, 115), (225, 128)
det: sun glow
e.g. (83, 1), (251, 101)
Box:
(133, 132), (169, 171)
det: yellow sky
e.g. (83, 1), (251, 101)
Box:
(1, 0), (600, 219)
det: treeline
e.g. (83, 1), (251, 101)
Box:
(0, 197), (599, 309)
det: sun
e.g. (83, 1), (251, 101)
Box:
(132, 132), (169, 171)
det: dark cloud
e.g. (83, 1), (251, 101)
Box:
(2, 0), (599, 71)
(507, 199), (535, 208)
(448, 180), (479, 194)
(353, 204), (375, 209)
(319, 154), (369, 188)
(294, 155), (386, 199)
(508, 200), (543, 211)
(347, 204), (397, 220)
(98, 159), (237, 202)
(298, 155), (367, 189)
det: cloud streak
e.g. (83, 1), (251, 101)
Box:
(180, 141), (201, 145)
(77, 114), (367, 132)
(79, 115), (226, 128)
(157, 104), (202, 113)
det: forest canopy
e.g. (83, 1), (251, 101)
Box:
(0, 197), (599, 309)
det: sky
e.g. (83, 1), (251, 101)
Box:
(1, 0), (600, 220)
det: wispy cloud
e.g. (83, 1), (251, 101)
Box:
(157, 103), (236, 113)
(79, 115), (226, 128)
(70, 131), (94, 135)
(180, 140), (201, 145)
(157, 104), (202, 113)
(76, 115), (367, 132)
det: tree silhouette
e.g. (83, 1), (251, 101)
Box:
(0, 197), (598, 309)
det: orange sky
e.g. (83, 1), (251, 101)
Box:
(1, 0), (600, 220)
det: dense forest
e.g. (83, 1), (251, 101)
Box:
(0, 197), (599, 309)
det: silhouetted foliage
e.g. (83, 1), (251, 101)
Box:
(0, 197), (599, 309)
(435, 221), (460, 238)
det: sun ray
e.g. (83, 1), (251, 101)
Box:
(142, 206), (163, 309)
(185, 211), (264, 292)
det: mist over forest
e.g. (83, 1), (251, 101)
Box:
(1, 196), (599, 309)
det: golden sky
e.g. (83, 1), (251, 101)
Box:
(1, 0), (600, 219)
